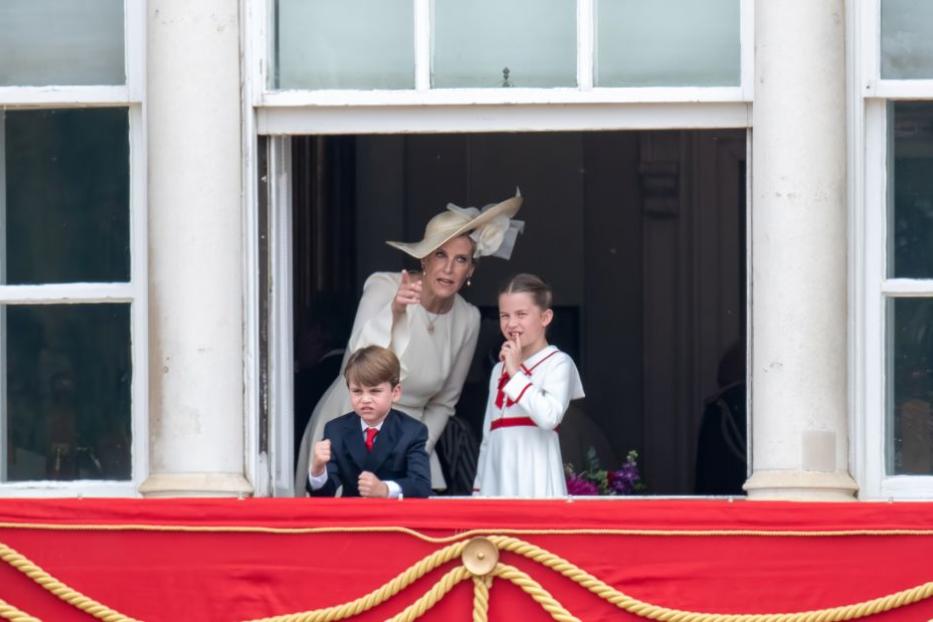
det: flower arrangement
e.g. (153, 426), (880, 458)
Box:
(565, 447), (643, 496)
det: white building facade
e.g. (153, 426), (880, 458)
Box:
(0, 0), (931, 500)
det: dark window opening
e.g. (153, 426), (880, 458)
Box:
(291, 130), (747, 496)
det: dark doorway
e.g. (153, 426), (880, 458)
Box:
(292, 130), (747, 495)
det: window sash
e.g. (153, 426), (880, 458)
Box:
(256, 0), (754, 105)
(0, 0), (144, 104)
(865, 0), (933, 98)
(0, 0), (147, 494)
(859, 97), (933, 498)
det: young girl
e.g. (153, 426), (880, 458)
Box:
(473, 273), (585, 497)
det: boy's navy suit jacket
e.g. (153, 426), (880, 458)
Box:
(307, 408), (431, 498)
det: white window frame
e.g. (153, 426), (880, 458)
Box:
(0, 0), (148, 497)
(250, 0), (754, 134)
(854, 0), (933, 499)
(245, 0), (754, 495)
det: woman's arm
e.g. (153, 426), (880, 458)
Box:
(420, 306), (481, 454)
(501, 356), (577, 430)
(347, 273), (413, 366)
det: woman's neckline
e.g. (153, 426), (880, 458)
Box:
(411, 272), (456, 315)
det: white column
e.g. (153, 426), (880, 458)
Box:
(139, 0), (252, 497)
(744, 0), (858, 499)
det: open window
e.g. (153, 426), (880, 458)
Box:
(265, 129), (747, 495)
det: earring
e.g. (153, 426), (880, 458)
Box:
(467, 279), (472, 287)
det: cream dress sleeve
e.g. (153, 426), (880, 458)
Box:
(294, 272), (481, 494)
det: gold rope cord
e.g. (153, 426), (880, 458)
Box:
(0, 542), (140, 622)
(1, 520), (932, 543)
(486, 535), (933, 622)
(0, 597), (41, 622)
(471, 576), (491, 622)
(1, 527), (932, 621)
(244, 540), (468, 622)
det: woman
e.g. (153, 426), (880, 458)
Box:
(294, 192), (524, 495)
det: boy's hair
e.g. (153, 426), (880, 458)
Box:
(343, 345), (401, 387)
(499, 273), (552, 310)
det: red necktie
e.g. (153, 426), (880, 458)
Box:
(365, 427), (379, 452)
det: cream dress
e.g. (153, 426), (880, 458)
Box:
(473, 345), (585, 498)
(294, 272), (480, 495)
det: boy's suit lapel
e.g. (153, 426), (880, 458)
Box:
(365, 410), (398, 474)
(343, 416), (368, 471)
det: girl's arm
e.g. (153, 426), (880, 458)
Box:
(501, 355), (578, 430)
(420, 306), (481, 454)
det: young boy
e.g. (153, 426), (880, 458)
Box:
(307, 345), (431, 498)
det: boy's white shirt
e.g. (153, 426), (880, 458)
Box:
(307, 417), (403, 498)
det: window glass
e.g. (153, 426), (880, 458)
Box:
(3, 108), (130, 285)
(596, 0), (740, 87)
(881, 0), (933, 79)
(890, 102), (933, 279)
(888, 298), (933, 476)
(4, 303), (131, 482)
(0, 0), (124, 86)
(432, 0), (577, 88)
(275, 0), (414, 90)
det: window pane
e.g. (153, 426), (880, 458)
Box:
(890, 103), (933, 279)
(888, 298), (933, 476)
(4, 304), (131, 482)
(432, 0), (577, 88)
(275, 0), (414, 90)
(0, 0), (124, 86)
(3, 108), (130, 285)
(882, 0), (933, 79)
(596, 0), (740, 87)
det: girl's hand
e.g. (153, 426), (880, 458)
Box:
(499, 333), (523, 376)
(392, 270), (422, 316)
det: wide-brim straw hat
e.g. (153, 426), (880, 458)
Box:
(386, 192), (523, 260)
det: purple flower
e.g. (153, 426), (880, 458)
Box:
(565, 449), (642, 496)
(566, 473), (600, 495)
(607, 452), (642, 495)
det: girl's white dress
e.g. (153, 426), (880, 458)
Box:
(473, 345), (585, 498)
(294, 272), (480, 495)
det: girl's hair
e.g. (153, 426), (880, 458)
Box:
(499, 273), (552, 310)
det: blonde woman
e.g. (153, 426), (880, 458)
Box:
(295, 193), (524, 495)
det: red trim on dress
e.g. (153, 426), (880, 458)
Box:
(490, 416), (558, 432)
(513, 381), (533, 403)
(524, 349), (559, 375)
(495, 349), (560, 409)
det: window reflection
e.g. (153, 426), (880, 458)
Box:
(889, 298), (933, 475)
(4, 108), (130, 285)
(5, 304), (131, 482)
(892, 103), (933, 279)
(432, 0), (577, 88)
(882, 0), (933, 80)
(596, 0), (740, 87)
(0, 0), (124, 86)
(275, 0), (414, 90)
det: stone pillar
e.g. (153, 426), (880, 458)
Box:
(139, 0), (252, 497)
(744, 0), (858, 499)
